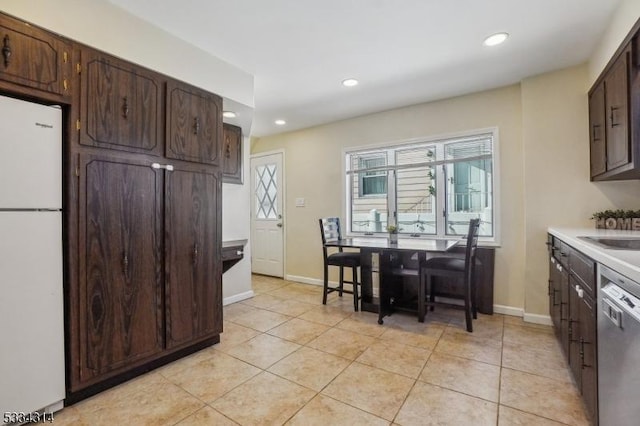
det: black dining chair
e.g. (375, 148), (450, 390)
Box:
(418, 218), (481, 331)
(318, 217), (361, 311)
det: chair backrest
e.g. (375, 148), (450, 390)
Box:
(319, 217), (343, 259)
(464, 218), (481, 273)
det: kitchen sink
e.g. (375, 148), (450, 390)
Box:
(578, 236), (640, 250)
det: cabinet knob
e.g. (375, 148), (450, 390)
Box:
(193, 117), (201, 135)
(122, 97), (129, 118)
(610, 106), (620, 127)
(193, 243), (199, 266)
(2, 34), (11, 68)
(592, 124), (601, 141)
(122, 253), (129, 274)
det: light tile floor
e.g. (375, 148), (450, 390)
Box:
(53, 274), (590, 425)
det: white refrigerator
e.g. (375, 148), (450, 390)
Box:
(0, 95), (65, 419)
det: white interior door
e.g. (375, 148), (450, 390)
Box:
(250, 152), (284, 277)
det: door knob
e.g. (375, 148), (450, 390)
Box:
(277, 223), (283, 228)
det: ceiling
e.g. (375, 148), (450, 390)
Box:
(108, 0), (620, 137)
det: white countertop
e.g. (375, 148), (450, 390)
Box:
(548, 227), (640, 283)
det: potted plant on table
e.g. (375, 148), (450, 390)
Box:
(386, 225), (399, 243)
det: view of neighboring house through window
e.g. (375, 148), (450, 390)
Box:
(345, 130), (496, 239)
(359, 155), (387, 196)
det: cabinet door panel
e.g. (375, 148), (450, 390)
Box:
(81, 51), (162, 154)
(549, 257), (563, 331)
(79, 156), (163, 379)
(589, 83), (607, 177)
(568, 279), (582, 386)
(0, 16), (73, 96)
(605, 45), (630, 171)
(166, 80), (221, 165)
(579, 294), (598, 423)
(223, 123), (243, 184)
(165, 167), (221, 347)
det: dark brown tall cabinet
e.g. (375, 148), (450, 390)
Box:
(68, 50), (223, 399)
(0, 11), (224, 404)
(165, 165), (222, 348)
(78, 155), (164, 382)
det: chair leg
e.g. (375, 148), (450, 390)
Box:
(464, 278), (473, 332)
(352, 266), (359, 312)
(339, 267), (344, 297)
(428, 274), (435, 311)
(322, 263), (329, 305)
(471, 263), (479, 319)
(418, 270), (425, 323)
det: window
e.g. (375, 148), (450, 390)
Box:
(358, 155), (387, 197)
(345, 130), (497, 240)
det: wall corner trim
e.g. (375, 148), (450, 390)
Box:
(223, 290), (255, 306)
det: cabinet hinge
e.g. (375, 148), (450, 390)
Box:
(76, 63), (81, 74)
(75, 166), (79, 177)
(76, 119), (81, 131)
(63, 51), (68, 63)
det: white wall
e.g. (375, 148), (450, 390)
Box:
(222, 136), (253, 304)
(0, 0), (254, 302)
(253, 85), (526, 311)
(0, 0), (254, 106)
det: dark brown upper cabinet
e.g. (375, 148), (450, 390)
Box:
(589, 83), (607, 176)
(222, 123), (243, 184)
(588, 28), (640, 180)
(166, 80), (222, 166)
(604, 45), (631, 171)
(0, 14), (73, 98)
(80, 50), (163, 155)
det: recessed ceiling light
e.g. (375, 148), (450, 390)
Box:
(275, 119), (286, 126)
(222, 111), (237, 118)
(342, 78), (359, 87)
(483, 32), (509, 47)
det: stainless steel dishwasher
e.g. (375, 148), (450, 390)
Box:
(598, 264), (640, 426)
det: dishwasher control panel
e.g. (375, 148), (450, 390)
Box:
(601, 282), (640, 327)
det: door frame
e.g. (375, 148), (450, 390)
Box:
(249, 149), (286, 278)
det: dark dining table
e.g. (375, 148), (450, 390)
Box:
(324, 237), (460, 315)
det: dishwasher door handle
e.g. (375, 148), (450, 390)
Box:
(603, 297), (623, 328)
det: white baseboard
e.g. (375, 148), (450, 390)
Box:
(285, 274), (324, 286)
(494, 304), (524, 317)
(523, 312), (553, 326)
(223, 290), (255, 306)
(284, 274), (550, 325)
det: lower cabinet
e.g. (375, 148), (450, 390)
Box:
(80, 156), (163, 380)
(69, 153), (222, 396)
(548, 235), (598, 424)
(165, 165), (222, 348)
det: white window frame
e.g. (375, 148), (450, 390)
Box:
(342, 127), (501, 246)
